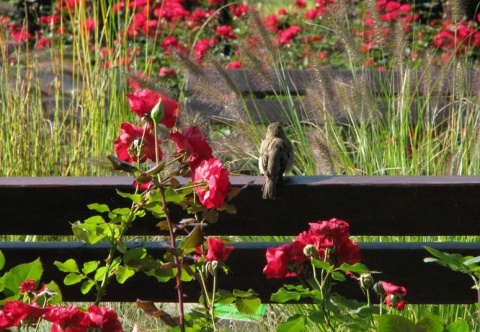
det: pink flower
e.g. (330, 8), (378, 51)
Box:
(168, 126), (213, 169)
(205, 238), (233, 262)
(275, 26), (301, 45)
(193, 158), (231, 209)
(114, 122), (162, 163)
(126, 89), (179, 128)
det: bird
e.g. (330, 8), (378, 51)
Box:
(259, 122), (294, 199)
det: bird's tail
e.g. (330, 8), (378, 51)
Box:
(262, 177), (276, 199)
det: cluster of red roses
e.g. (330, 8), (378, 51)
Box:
(263, 218), (361, 279)
(0, 281), (122, 331)
(115, 89), (231, 209)
(263, 218), (408, 310)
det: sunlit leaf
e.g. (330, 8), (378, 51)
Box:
(270, 287), (301, 303)
(54, 259), (79, 273)
(235, 296), (261, 315)
(277, 314), (305, 332)
(375, 314), (417, 332)
(80, 279), (96, 294)
(87, 203), (110, 213)
(115, 266), (135, 284)
(81, 261), (99, 275)
(64, 273), (84, 285)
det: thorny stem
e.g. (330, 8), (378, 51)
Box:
(153, 123), (186, 332)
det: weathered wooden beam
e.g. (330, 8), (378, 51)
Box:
(0, 241), (477, 304)
(2, 176), (480, 236)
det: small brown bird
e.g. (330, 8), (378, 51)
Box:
(259, 122), (294, 199)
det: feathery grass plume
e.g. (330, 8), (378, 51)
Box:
(324, 0), (362, 68)
(453, 61), (466, 100)
(307, 128), (338, 175)
(391, 20), (408, 69)
(168, 47), (204, 80)
(246, 8), (280, 66)
(444, 0), (464, 23)
(237, 41), (275, 89)
(306, 66), (345, 125)
(205, 53), (241, 97)
(365, 0), (386, 47)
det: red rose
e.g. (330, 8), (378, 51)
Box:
(19, 280), (36, 293)
(0, 301), (49, 328)
(114, 122), (162, 163)
(168, 126), (213, 169)
(296, 218), (361, 266)
(126, 89), (179, 128)
(263, 241), (308, 279)
(205, 238), (233, 262)
(44, 306), (90, 331)
(380, 281), (407, 310)
(88, 305), (123, 331)
(192, 158), (231, 209)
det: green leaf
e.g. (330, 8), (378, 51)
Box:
(415, 314), (445, 332)
(445, 320), (469, 332)
(0, 258), (43, 303)
(233, 289), (258, 298)
(87, 203), (110, 213)
(71, 220), (106, 244)
(424, 246), (469, 274)
(235, 296), (261, 315)
(375, 314), (417, 332)
(80, 279), (96, 294)
(339, 263), (372, 274)
(145, 267), (176, 282)
(111, 207), (132, 216)
(82, 261), (99, 275)
(0, 251), (5, 271)
(271, 287), (301, 303)
(54, 259), (79, 273)
(178, 225), (204, 250)
(463, 256), (480, 266)
(331, 271), (346, 281)
(64, 273), (84, 285)
(277, 314), (306, 332)
(40, 281), (63, 305)
(94, 267), (107, 282)
(115, 266), (135, 284)
(116, 189), (142, 204)
(311, 259), (334, 271)
(164, 187), (187, 204)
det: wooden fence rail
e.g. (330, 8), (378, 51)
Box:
(1, 176), (480, 304)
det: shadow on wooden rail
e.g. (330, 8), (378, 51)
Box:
(1, 176), (480, 304)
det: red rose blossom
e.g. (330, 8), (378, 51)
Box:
(19, 280), (36, 293)
(126, 89), (179, 128)
(205, 238), (233, 262)
(295, 218), (361, 266)
(114, 122), (162, 163)
(380, 281), (407, 310)
(192, 158), (231, 209)
(168, 126), (213, 169)
(263, 241), (308, 279)
(88, 305), (123, 331)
